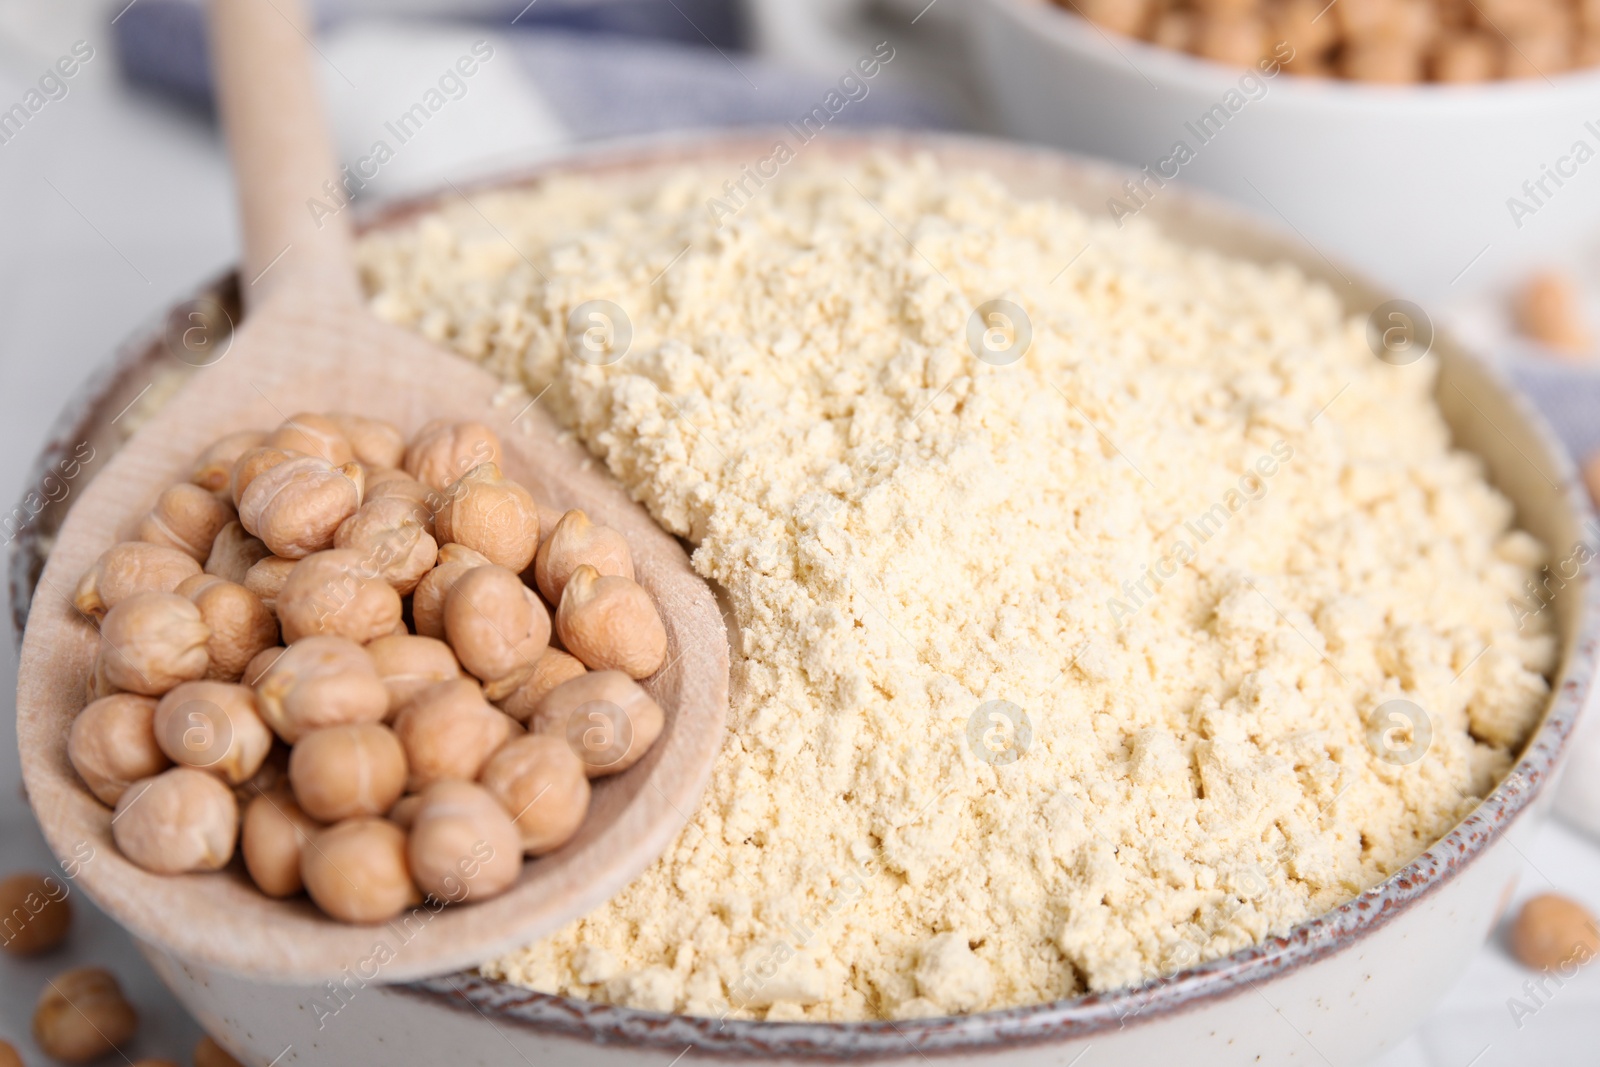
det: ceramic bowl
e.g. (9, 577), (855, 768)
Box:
(12, 130), (1598, 1066)
(965, 0), (1600, 302)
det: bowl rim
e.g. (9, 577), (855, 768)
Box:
(978, 0), (1600, 113)
(12, 127), (1599, 1057)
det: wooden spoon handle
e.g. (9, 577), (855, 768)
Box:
(207, 0), (359, 309)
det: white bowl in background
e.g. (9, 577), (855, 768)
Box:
(966, 0), (1600, 302)
(14, 130), (1599, 1066)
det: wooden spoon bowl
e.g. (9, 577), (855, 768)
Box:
(13, 0), (728, 983)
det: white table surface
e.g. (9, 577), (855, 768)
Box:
(0, 3), (1597, 1065)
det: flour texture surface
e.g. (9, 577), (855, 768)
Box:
(357, 154), (1555, 1021)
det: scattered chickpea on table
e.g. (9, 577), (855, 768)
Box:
(1061, 0), (1600, 83)
(1510, 892), (1600, 970)
(64, 412), (671, 925)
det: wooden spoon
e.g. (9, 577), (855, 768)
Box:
(14, 0), (728, 982)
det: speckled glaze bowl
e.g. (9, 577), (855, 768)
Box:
(13, 131), (1598, 1066)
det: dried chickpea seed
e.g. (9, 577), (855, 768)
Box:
(531, 670), (665, 777)
(480, 734), (590, 855)
(393, 678), (516, 790)
(1516, 269), (1593, 355)
(242, 645), (285, 686)
(242, 554), (297, 613)
(32, 966), (138, 1063)
(1511, 893), (1600, 970)
(0, 1041), (19, 1067)
(229, 445), (298, 508)
(254, 634), (389, 742)
(204, 520), (272, 584)
(137, 482), (236, 563)
(301, 817), (418, 924)
(241, 790), (320, 898)
(404, 419), (502, 492)
(95, 591), (211, 696)
(191, 430), (266, 495)
(265, 412), (354, 465)
(289, 723), (407, 822)
(329, 413), (405, 469)
(112, 768), (238, 873)
(177, 573), (279, 682)
(498, 647), (587, 724)
(444, 565), (551, 699)
(411, 542), (492, 639)
(435, 462), (541, 572)
(334, 495), (439, 595)
(555, 565), (668, 679)
(73, 541), (201, 622)
(364, 468), (439, 534)
(407, 780), (522, 902)
(0, 871), (72, 955)
(365, 633), (461, 713)
(534, 509), (634, 603)
(69, 693), (169, 805)
(238, 454), (364, 559)
(154, 680), (273, 784)
(388, 793), (425, 829)
(277, 548), (403, 645)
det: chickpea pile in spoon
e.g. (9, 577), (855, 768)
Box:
(67, 412), (669, 924)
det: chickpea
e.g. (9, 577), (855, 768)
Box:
(411, 543), (492, 639)
(1193, 15), (1265, 66)
(534, 509), (634, 604)
(479, 735), (590, 855)
(290, 723), (407, 822)
(365, 634), (461, 714)
(233, 740), (290, 804)
(177, 574), (279, 682)
(153, 680), (273, 785)
(73, 541), (201, 622)
(1341, 35), (1424, 82)
(530, 670), (665, 777)
(404, 419), (502, 492)
(392, 678), (516, 790)
(434, 463), (541, 573)
(555, 566), (667, 679)
(204, 521), (272, 584)
(1510, 893), (1599, 970)
(229, 445), (298, 508)
(1432, 30), (1502, 81)
(365, 468), (440, 535)
(136, 482), (236, 563)
(254, 635), (389, 742)
(444, 565), (551, 699)
(242, 645), (284, 686)
(195, 1035), (246, 1067)
(328, 413), (405, 469)
(132, 1059), (181, 1067)
(301, 818), (418, 924)
(238, 455), (365, 560)
(242, 555), (297, 613)
(407, 781), (522, 903)
(265, 413), (354, 465)
(1078, 0), (1149, 36)
(334, 496), (439, 595)
(0, 1041), (19, 1067)
(0, 871), (72, 955)
(112, 768), (237, 873)
(1267, 0), (1336, 55)
(191, 429), (266, 495)
(241, 790), (320, 898)
(95, 591), (211, 696)
(1504, 28), (1573, 78)
(1516, 269), (1593, 354)
(69, 693), (169, 805)
(276, 549), (403, 644)
(32, 966), (138, 1063)
(388, 793), (424, 830)
(498, 648), (587, 724)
